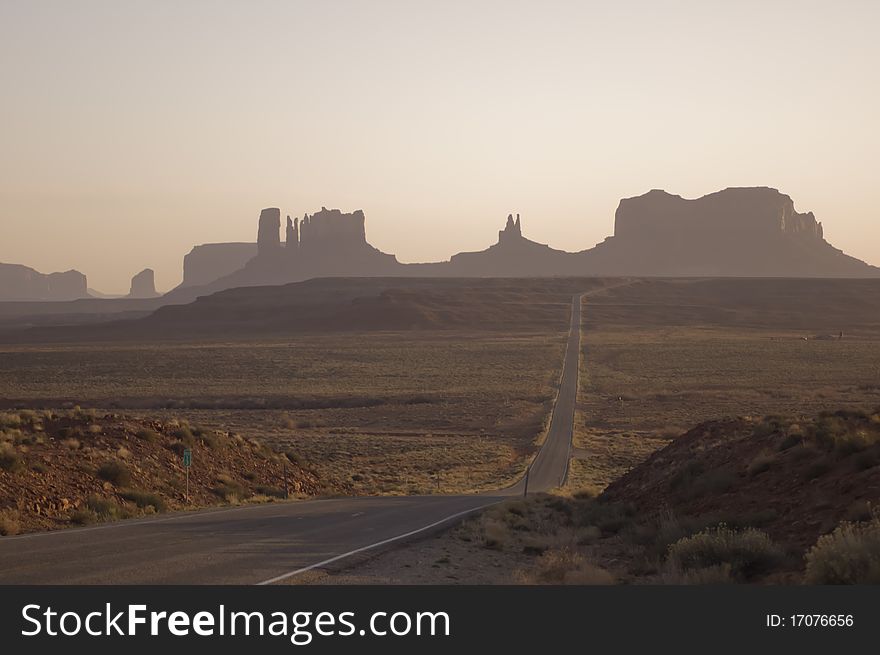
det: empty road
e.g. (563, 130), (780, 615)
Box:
(0, 294), (584, 584)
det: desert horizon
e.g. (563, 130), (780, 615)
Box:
(3, 1), (879, 294)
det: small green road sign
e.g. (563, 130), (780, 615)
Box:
(183, 449), (192, 468)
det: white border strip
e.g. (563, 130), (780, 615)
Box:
(256, 500), (501, 585)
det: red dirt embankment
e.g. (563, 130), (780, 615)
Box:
(0, 409), (330, 535)
(602, 410), (880, 554)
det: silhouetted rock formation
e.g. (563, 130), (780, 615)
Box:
(581, 187), (873, 277)
(166, 188), (877, 300)
(286, 216), (298, 248)
(298, 207), (368, 246)
(181, 243), (258, 288)
(257, 208), (282, 254)
(195, 207), (400, 292)
(128, 268), (160, 299)
(0, 263), (88, 301)
(445, 213), (580, 276)
(498, 213), (522, 243)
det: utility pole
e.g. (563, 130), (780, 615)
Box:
(284, 461), (289, 500)
(523, 465), (531, 498)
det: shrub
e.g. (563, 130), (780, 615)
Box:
(254, 485), (286, 499)
(62, 438), (81, 450)
(482, 520), (508, 551)
(778, 432), (803, 451)
(0, 443), (24, 473)
(30, 461), (48, 473)
(804, 517), (880, 584)
(171, 426), (195, 445)
(199, 430), (223, 450)
(811, 415), (848, 449)
(70, 509), (96, 525)
(167, 441), (188, 456)
(0, 413), (22, 429)
(212, 475), (247, 503)
(520, 548), (615, 585)
(666, 526), (781, 581)
(96, 460), (131, 486)
(136, 429), (160, 443)
(59, 426), (84, 440)
(834, 431), (872, 456)
(86, 495), (120, 520)
(0, 509), (21, 536)
(747, 451), (776, 477)
(120, 489), (166, 512)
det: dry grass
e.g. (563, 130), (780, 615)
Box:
(575, 317), (880, 494)
(804, 515), (880, 584)
(0, 333), (565, 495)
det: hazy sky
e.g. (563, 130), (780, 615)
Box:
(1, 0), (878, 292)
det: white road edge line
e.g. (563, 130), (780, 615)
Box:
(256, 500), (502, 586)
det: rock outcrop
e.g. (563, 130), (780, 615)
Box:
(128, 268), (160, 298)
(180, 243), (258, 288)
(613, 187), (825, 241)
(498, 213), (522, 244)
(166, 188), (878, 300)
(581, 187), (873, 277)
(257, 208), (282, 254)
(191, 207), (400, 292)
(297, 207), (368, 247)
(0, 263), (88, 301)
(445, 213), (581, 277)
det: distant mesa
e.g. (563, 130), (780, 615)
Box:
(128, 268), (160, 299)
(191, 206), (400, 293)
(582, 187), (871, 277)
(5, 186), (875, 306)
(0, 263), (88, 302)
(181, 243), (258, 288)
(163, 187), (877, 302)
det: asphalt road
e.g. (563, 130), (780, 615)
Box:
(0, 294), (583, 585)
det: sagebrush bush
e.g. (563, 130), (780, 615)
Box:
(254, 485), (286, 499)
(212, 474), (246, 503)
(0, 508), (21, 536)
(62, 438), (81, 450)
(96, 460), (131, 486)
(482, 519), (508, 551)
(86, 495), (120, 520)
(120, 489), (166, 512)
(0, 413), (22, 429)
(747, 451), (776, 477)
(520, 548), (615, 585)
(804, 517), (880, 584)
(666, 526), (781, 581)
(171, 426), (195, 445)
(0, 443), (24, 473)
(135, 428), (160, 443)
